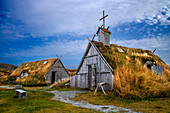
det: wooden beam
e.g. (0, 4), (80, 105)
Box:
(99, 15), (108, 21)
(91, 34), (96, 41)
(85, 54), (98, 58)
(153, 48), (156, 53)
(87, 37), (91, 42)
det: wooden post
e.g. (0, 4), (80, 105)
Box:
(103, 10), (105, 28)
(92, 34), (96, 41)
(99, 10), (108, 29)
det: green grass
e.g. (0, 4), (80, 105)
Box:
(71, 91), (170, 113)
(0, 89), (99, 113)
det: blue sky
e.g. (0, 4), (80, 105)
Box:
(0, 0), (170, 69)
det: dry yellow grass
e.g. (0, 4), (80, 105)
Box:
(15, 75), (49, 86)
(93, 41), (170, 99)
(114, 64), (170, 99)
(10, 58), (58, 77)
(67, 69), (77, 77)
(131, 52), (152, 57)
(50, 77), (70, 88)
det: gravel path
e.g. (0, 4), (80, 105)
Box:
(0, 86), (14, 89)
(49, 90), (137, 113)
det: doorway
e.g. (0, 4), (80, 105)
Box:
(88, 65), (92, 90)
(51, 71), (56, 84)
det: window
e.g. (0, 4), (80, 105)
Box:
(43, 61), (48, 64)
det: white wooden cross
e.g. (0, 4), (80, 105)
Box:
(99, 10), (108, 29)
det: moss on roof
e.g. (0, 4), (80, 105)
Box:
(92, 41), (170, 78)
(10, 58), (58, 77)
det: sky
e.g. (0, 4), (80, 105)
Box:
(0, 0), (170, 69)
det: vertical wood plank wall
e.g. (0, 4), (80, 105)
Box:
(45, 61), (69, 84)
(70, 44), (113, 91)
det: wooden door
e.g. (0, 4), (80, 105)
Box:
(93, 68), (97, 89)
(51, 71), (56, 84)
(88, 65), (92, 90)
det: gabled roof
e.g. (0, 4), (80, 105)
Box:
(10, 58), (58, 77)
(76, 40), (167, 75)
(44, 58), (70, 76)
(96, 27), (111, 34)
(76, 41), (113, 74)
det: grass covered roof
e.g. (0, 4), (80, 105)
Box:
(92, 41), (170, 78)
(92, 41), (170, 99)
(10, 58), (58, 77)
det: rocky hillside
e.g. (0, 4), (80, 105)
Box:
(0, 63), (18, 84)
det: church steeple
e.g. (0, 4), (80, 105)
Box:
(97, 10), (111, 46)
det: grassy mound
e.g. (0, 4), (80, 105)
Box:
(93, 41), (170, 99)
(0, 63), (18, 84)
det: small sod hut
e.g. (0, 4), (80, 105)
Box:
(10, 58), (70, 84)
(70, 10), (167, 91)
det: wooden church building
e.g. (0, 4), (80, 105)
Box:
(70, 10), (165, 91)
(70, 11), (114, 91)
(10, 58), (70, 84)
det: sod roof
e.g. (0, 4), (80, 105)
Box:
(92, 41), (167, 70)
(10, 58), (58, 77)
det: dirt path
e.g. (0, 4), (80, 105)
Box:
(0, 86), (14, 89)
(49, 90), (136, 113)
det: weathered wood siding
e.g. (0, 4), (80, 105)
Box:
(98, 29), (110, 46)
(71, 44), (113, 91)
(151, 65), (164, 75)
(45, 60), (69, 84)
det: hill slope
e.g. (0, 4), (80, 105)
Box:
(0, 63), (18, 84)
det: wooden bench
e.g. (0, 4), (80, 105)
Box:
(14, 85), (22, 89)
(15, 89), (27, 100)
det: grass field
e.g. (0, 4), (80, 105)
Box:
(0, 86), (169, 113)
(0, 88), (98, 113)
(72, 91), (170, 113)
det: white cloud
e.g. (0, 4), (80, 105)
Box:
(111, 36), (170, 51)
(7, 0), (169, 37)
(7, 36), (170, 58)
(6, 39), (88, 57)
